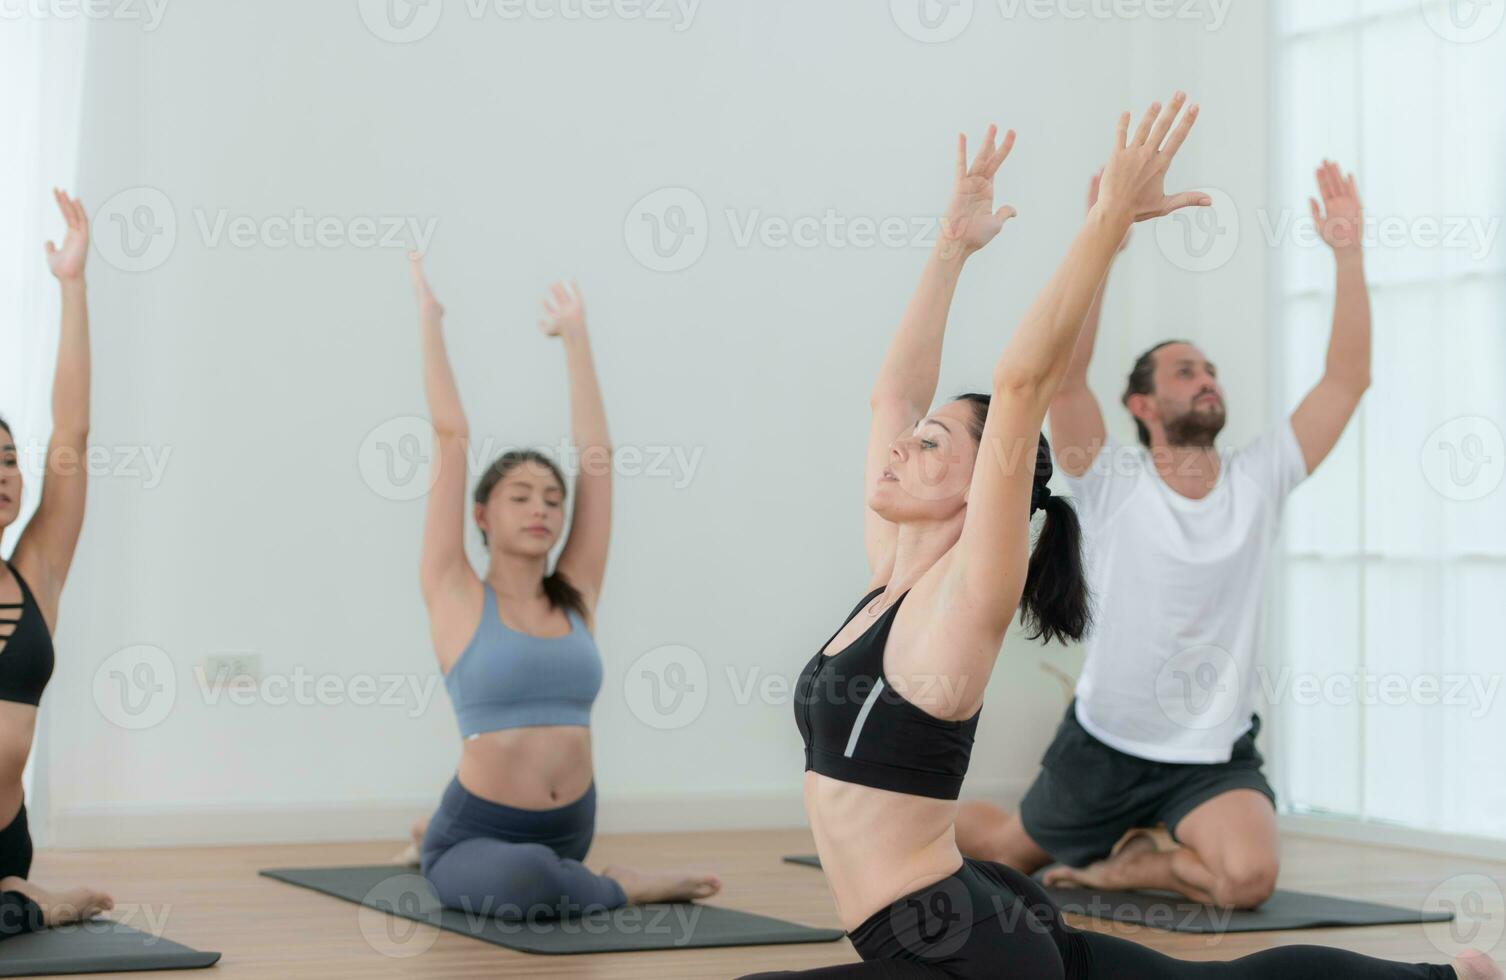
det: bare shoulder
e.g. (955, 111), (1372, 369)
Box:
(425, 571), (485, 671)
(888, 549), (1004, 721)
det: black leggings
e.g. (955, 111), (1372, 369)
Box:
(738, 859), (1454, 980)
(0, 802), (42, 941)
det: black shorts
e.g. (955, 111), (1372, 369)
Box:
(1018, 702), (1275, 869)
(0, 803), (32, 880)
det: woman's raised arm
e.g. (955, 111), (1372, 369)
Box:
(410, 252), (477, 607)
(952, 94), (1208, 634)
(14, 190), (93, 619)
(543, 282), (612, 619)
(865, 125), (1017, 578)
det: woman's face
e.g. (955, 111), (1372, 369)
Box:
(867, 399), (980, 525)
(475, 461), (566, 558)
(0, 430), (20, 531)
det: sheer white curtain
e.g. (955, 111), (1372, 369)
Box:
(1274, 0), (1506, 839)
(1, 13), (91, 840)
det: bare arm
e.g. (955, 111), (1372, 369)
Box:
(950, 95), (1209, 635)
(14, 190), (93, 618)
(865, 126), (1018, 578)
(409, 253), (476, 607)
(1290, 160), (1370, 473)
(544, 283), (612, 618)
(1048, 172), (1130, 477)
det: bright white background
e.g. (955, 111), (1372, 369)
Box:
(9, 0), (1314, 847)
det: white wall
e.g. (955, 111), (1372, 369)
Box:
(38, 0), (1274, 846)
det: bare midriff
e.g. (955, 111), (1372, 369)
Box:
(0, 702), (37, 827)
(804, 769), (965, 933)
(457, 723), (594, 810)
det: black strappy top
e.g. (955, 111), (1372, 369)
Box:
(0, 562), (55, 707)
(794, 587), (981, 800)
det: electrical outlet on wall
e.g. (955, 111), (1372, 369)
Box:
(201, 652), (261, 693)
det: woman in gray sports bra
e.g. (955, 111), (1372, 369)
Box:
(398, 253), (719, 920)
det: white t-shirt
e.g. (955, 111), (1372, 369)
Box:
(1062, 420), (1308, 764)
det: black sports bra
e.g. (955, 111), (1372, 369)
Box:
(0, 562), (55, 707)
(794, 587), (981, 800)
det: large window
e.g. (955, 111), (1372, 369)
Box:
(1274, 0), (1506, 838)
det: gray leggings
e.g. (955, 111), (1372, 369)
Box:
(420, 775), (626, 920)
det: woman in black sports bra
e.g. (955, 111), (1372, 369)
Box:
(740, 97), (1495, 980)
(1, 191), (113, 941)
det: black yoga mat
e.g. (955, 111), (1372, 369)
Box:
(781, 855), (1454, 934)
(260, 865), (844, 954)
(0, 920), (220, 977)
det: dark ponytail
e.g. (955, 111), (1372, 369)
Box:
(954, 394), (1092, 646)
(1020, 485), (1090, 645)
(473, 449), (588, 621)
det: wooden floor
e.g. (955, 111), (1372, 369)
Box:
(23, 827), (1504, 978)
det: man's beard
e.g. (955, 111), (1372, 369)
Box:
(1163, 402), (1226, 448)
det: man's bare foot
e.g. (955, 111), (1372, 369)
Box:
(389, 817), (427, 866)
(0, 876), (113, 927)
(1454, 948), (1503, 980)
(1041, 832), (1159, 891)
(600, 864), (721, 904)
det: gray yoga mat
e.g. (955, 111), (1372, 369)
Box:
(0, 921), (220, 977)
(781, 855), (1454, 934)
(261, 865), (844, 954)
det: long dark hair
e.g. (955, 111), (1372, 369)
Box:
(954, 393), (1091, 645)
(0, 416), (10, 438)
(472, 449), (587, 620)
